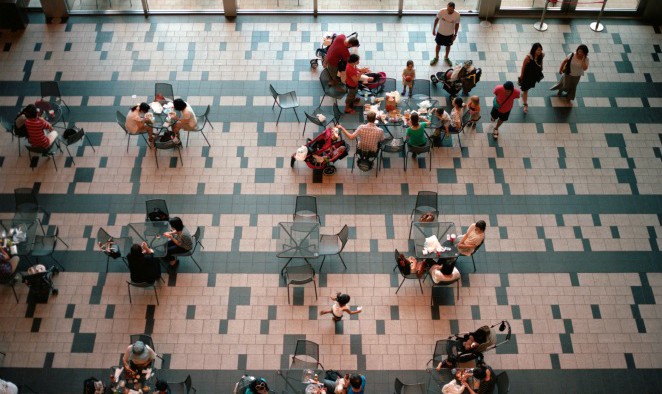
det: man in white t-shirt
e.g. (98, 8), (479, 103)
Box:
(431, 2), (461, 67)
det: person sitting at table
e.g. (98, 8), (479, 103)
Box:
(429, 258), (460, 284)
(163, 216), (193, 269)
(0, 248), (20, 281)
(127, 242), (161, 283)
(125, 102), (155, 147)
(122, 340), (157, 373)
(23, 104), (58, 149)
(405, 111), (428, 153)
(456, 220), (486, 256)
(0, 378), (19, 394)
(170, 99), (197, 144)
(432, 107), (451, 138)
(463, 364), (496, 394)
(337, 111), (384, 156)
(449, 97), (463, 133)
(441, 369), (469, 394)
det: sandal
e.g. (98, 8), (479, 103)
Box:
(492, 129), (499, 140)
(523, 104), (528, 114)
(430, 57), (439, 66)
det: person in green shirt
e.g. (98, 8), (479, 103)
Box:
(405, 111), (428, 148)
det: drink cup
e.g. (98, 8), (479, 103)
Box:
(49, 110), (55, 117)
(447, 234), (451, 241)
(451, 233), (456, 242)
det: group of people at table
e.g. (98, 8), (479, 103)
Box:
(125, 98), (197, 148)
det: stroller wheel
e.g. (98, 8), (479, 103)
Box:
(322, 165), (336, 176)
(430, 74), (439, 85)
(290, 156), (296, 168)
(310, 59), (318, 68)
(52, 288), (59, 295)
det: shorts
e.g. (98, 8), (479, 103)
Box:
(490, 107), (510, 122)
(435, 33), (454, 47)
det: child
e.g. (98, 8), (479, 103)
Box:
(320, 292), (362, 322)
(402, 60), (416, 98)
(466, 95), (481, 129)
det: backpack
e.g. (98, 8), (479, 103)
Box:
(325, 370), (342, 382)
(148, 208), (169, 222)
(397, 254), (411, 275)
(83, 377), (104, 394)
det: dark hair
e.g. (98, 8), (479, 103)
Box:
(249, 378), (269, 392)
(169, 216), (184, 232)
(23, 104), (38, 119)
(410, 111), (419, 127)
(577, 44), (589, 55)
(453, 97), (463, 108)
(472, 367), (487, 379)
(349, 374), (362, 389)
(436, 107), (445, 116)
(347, 37), (359, 48)
(475, 220), (486, 232)
(406, 60), (414, 67)
(366, 111), (376, 123)
(336, 292), (351, 307)
(348, 54), (360, 64)
(131, 102), (150, 113)
(503, 81), (514, 91)
(130, 244), (143, 257)
(529, 43), (543, 58)
(173, 98), (187, 111)
(448, 2), (456, 8)
(155, 380), (169, 391)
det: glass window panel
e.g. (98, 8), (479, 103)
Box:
(319, 0), (398, 11)
(148, 0), (223, 10)
(576, 0), (639, 9)
(500, 0), (561, 8)
(68, 0), (143, 10)
(237, 0), (309, 11)
(405, 0), (478, 12)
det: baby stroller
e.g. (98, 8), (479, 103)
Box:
(310, 32), (357, 69)
(22, 265), (59, 303)
(430, 60), (482, 97)
(358, 71), (388, 96)
(428, 320), (511, 369)
(290, 127), (350, 176)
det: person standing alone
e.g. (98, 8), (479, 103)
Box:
(431, 2), (460, 67)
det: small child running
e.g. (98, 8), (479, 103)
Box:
(466, 95), (481, 129)
(320, 292), (362, 322)
(401, 60), (416, 98)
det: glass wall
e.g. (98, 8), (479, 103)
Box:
(149, 0), (223, 11)
(500, 0), (561, 9)
(237, 0), (308, 11)
(67, 0), (143, 11)
(404, 0), (478, 12)
(576, 0), (640, 10)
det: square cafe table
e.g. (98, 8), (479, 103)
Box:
(277, 221), (320, 275)
(127, 221), (170, 258)
(0, 218), (40, 257)
(412, 221), (459, 260)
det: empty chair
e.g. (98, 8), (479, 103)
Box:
(269, 84), (300, 125)
(127, 280), (159, 305)
(411, 191), (439, 219)
(318, 224), (349, 271)
(154, 139), (183, 168)
(496, 371), (510, 394)
(394, 249), (424, 294)
(283, 263), (317, 305)
(171, 226), (204, 272)
(303, 109), (334, 136)
(145, 199), (170, 222)
(394, 377), (425, 394)
(426, 339), (449, 369)
(168, 374), (197, 394)
(293, 195), (319, 223)
(183, 105), (212, 147)
(60, 127), (96, 166)
(96, 227), (131, 272)
(286, 339), (324, 370)
(129, 334), (164, 368)
(14, 188), (50, 220)
(31, 225), (69, 271)
(25, 143), (61, 171)
(116, 111), (150, 152)
(319, 68), (347, 104)
(411, 79), (431, 99)
(40, 81), (69, 112)
(155, 83), (175, 102)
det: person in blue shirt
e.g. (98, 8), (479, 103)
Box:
(347, 374), (365, 393)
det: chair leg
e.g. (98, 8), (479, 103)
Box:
(293, 108), (300, 123)
(153, 285), (159, 305)
(418, 277), (424, 294)
(11, 283), (19, 303)
(319, 256), (326, 272)
(177, 146), (183, 166)
(121, 257), (129, 269)
(456, 279), (460, 300)
(429, 149), (432, 172)
(84, 133), (97, 152)
(127, 134), (131, 153)
(338, 254), (347, 270)
(313, 279), (318, 300)
(200, 130), (211, 147)
(17, 137), (21, 157)
(303, 118), (308, 136)
(154, 147), (159, 168)
(50, 154), (58, 172)
(408, 221), (414, 239)
(472, 255), (476, 272)
(106, 255), (110, 273)
(57, 236), (70, 248)
(395, 277), (406, 294)
(127, 283), (132, 304)
(276, 108), (283, 125)
(65, 145), (75, 166)
(287, 282), (291, 304)
(190, 255), (202, 272)
(198, 241), (205, 250)
(186, 131), (190, 147)
(50, 256), (65, 272)
(351, 153), (356, 173)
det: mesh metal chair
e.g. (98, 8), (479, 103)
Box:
(429, 266), (461, 306)
(496, 371), (510, 394)
(127, 280), (159, 305)
(293, 195), (319, 223)
(318, 225), (349, 272)
(31, 225), (69, 271)
(404, 133), (433, 172)
(441, 109), (471, 149)
(155, 83), (175, 102)
(15, 188), (51, 220)
(154, 139), (183, 168)
(116, 111), (150, 152)
(287, 339), (324, 370)
(382, 78), (396, 95)
(168, 374), (197, 394)
(411, 191), (439, 219)
(184, 105), (212, 147)
(59, 127), (96, 165)
(303, 109), (334, 136)
(460, 239), (483, 273)
(351, 145), (381, 177)
(333, 102), (361, 131)
(96, 227), (131, 272)
(129, 334), (164, 368)
(145, 199), (170, 222)
(426, 339), (450, 368)
(171, 226), (204, 272)
(25, 142), (61, 171)
(2, 115), (27, 157)
(40, 81), (69, 112)
(283, 263), (317, 305)
(394, 377), (425, 394)
(394, 249), (424, 294)
(411, 79), (431, 99)
(319, 68), (347, 104)
(269, 84), (300, 125)
(0, 266), (20, 303)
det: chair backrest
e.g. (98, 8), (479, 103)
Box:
(184, 375), (193, 391)
(304, 111), (324, 127)
(96, 227), (112, 245)
(155, 83), (174, 101)
(115, 111), (129, 134)
(394, 377), (404, 394)
(412, 79), (431, 98)
(414, 191), (438, 213)
(394, 249), (409, 276)
(154, 140), (177, 150)
(14, 188), (38, 213)
(192, 226), (204, 251)
(338, 225), (349, 251)
(130, 334), (156, 352)
(319, 68), (331, 88)
(294, 195), (318, 217)
(293, 339), (320, 365)
(145, 199), (169, 221)
(202, 105), (211, 119)
(496, 371), (509, 394)
(62, 127), (85, 146)
(471, 239), (485, 256)
(25, 144), (51, 155)
(383, 78), (396, 94)
(269, 84), (279, 101)
(460, 107), (472, 128)
(432, 339), (447, 363)
(332, 103), (343, 124)
(41, 81), (62, 99)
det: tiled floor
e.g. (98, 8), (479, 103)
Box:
(0, 12), (661, 393)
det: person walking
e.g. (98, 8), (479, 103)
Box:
(430, 2), (460, 66)
(490, 81), (520, 140)
(519, 43), (544, 114)
(550, 44), (589, 101)
(320, 292), (362, 322)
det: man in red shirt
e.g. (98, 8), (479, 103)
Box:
(490, 81), (520, 140)
(23, 104), (58, 149)
(344, 54), (370, 113)
(324, 34), (360, 88)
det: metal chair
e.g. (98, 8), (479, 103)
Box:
(31, 225), (69, 271)
(59, 127), (96, 165)
(332, 102), (361, 130)
(382, 78), (396, 95)
(441, 109), (471, 149)
(145, 199), (170, 222)
(460, 239), (483, 273)
(408, 191), (439, 238)
(283, 263), (317, 305)
(429, 266), (461, 306)
(378, 137), (405, 174)
(411, 79), (431, 99)
(168, 374), (197, 394)
(496, 371), (510, 394)
(154, 139), (183, 169)
(116, 111), (150, 152)
(14, 188), (51, 220)
(155, 83), (175, 102)
(40, 81), (69, 112)
(287, 339), (324, 370)
(171, 226), (204, 272)
(426, 339), (450, 369)
(96, 227), (131, 272)
(293, 195), (319, 223)
(129, 334), (164, 368)
(404, 133), (433, 172)
(351, 145), (381, 177)
(394, 249), (424, 294)
(303, 109), (334, 136)
(184, 105), (212, 147)
(25, 142), (61, 171)
(2, 115), (26, 157)
(269, 84), (300, 125)
(319, 67), (347, 104)
(0, 266), (20, 303)
(127, 280), (159, 305)
(394, 377), (425, 394)
(318, 224), (349, 271)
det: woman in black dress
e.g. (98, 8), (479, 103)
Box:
(127, 242), (162, 283)
(519, 43), (544, 114)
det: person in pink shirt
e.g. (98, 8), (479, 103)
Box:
(490, 81), (520, 140)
